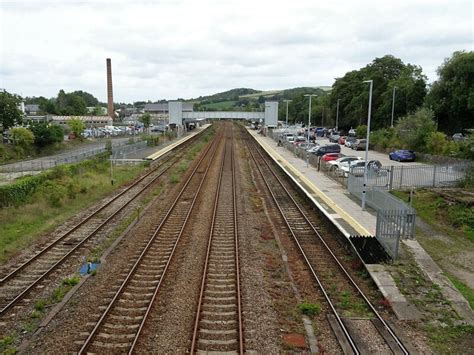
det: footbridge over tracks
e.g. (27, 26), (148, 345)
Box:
(169, 101), (278, 127)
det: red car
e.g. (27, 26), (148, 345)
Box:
(338, 136), (346, 145)
(322, 153), (345, 162)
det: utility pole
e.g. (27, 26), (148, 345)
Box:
(361, 80), (373, 210)
(283, 99), (292, 132)
(304, 94), (318, 167)
(391, 86), (397, 128)
(336, 99), (340, 131)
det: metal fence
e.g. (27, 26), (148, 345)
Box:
(348, 173), (416, 259)
(0, 140), (149, 175)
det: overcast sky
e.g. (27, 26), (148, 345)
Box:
(1, 0), (472, 103)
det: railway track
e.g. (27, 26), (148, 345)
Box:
(190, 128), (244, 353)
(77, 128), (224, 354)
(244, 128), (409, 355)
(0, 131), (204, 317)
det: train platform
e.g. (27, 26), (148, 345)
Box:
(249, 129), (474, 324)
(144, 124), (211, 161)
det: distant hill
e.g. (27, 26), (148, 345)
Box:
(189, 86), (331, 111)
(191, 88), (259, 103)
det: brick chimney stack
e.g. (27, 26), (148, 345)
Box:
(106, 58), (114, 118)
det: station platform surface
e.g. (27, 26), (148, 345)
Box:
(250, 129), (474, 323)
(145, 124), (211, 161)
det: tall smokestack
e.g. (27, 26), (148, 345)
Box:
(106, 58), (114, 118)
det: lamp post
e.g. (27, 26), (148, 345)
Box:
(283, 99), (292, 132)
(390, 86), (397, 128)
(304, 94), (318, 167)
(361, 80), (373, 210)
(336, 98), (340, 131)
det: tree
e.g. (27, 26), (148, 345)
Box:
(139, 113), (151, 132)
(30, 122), (64, 147)
(426, 51), (474, 134)
(0, 90), (23, 130)
(10, 127), (34, 152)
(329, 55), (427, 130)
(395, 108), (436, 150)
(71, 90), (99, 107)
(68, 118), (86, 139)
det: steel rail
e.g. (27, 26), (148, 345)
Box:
(0, 133), (199, 285)
(79, 129), (223, 355)
(190, 133), (227, 353)
(190, 130), (243, 354)
(245, 132), (408, 355)
(233, 128), (244, 354)
(0, 135), (201, 316)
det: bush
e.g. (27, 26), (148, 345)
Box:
(356, 125), (367, 139)
(426, 131), (448, 155)
(395, 108), (436, 151)
(30, 122), (64, 147)
(298, 302), (321, 317)
(10, 127), (34, 152)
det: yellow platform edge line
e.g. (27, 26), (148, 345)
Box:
(255, 134), (371, 236)
(146, 124), (211, 161)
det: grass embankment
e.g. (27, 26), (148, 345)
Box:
(0, 155), (145, 263)
(392, 189), (474, 304)
(391, 189), (474, 352)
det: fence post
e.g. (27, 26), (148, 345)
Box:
(389, 165), (394, 190)
(432, 165), (437, 187)
(399, 165), (404, 189)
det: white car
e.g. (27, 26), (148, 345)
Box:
(328, 156), (362, 170)
(337, 159), (366, 177)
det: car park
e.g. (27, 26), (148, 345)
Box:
(352, 139), (367, 150)
(312, 144), (341, 156)
(389, 150), (416, 162)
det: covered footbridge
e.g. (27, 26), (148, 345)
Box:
(169, 101), (278, 127)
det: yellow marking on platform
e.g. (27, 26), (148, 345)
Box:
(255, 134), (371, 236)
(146, 124), (210, 161)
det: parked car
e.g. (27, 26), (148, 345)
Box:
(452, 133), (466, 142)
(306, 144), (321, 154)
(286, 136), (295, 143)
(293, 136), (307, 145)
(321, 153), (345, 162)
(389, 150), (416, 162)
(312, 144), (341, 157)
(349, 160), (385, 177)
(338, 136), (346, 145)
(344, 136), (357, 148)
(352, 139), (367, 150)
(338, 160), (383, 177)
(299, 142), (316, 150)
(329, 133), (340, 143)
(328, 156), (362, 170)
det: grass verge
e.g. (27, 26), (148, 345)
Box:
(0, 157), (145, 264)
